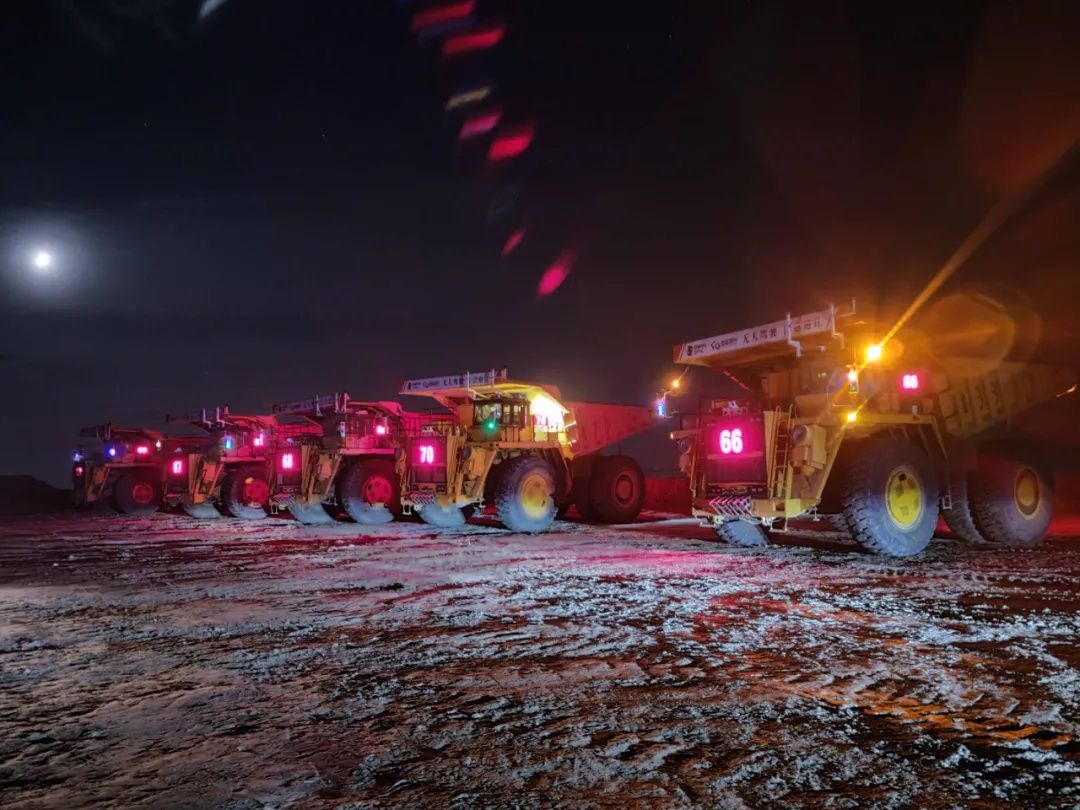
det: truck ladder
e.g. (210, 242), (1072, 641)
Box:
(770, 406), (794, 500)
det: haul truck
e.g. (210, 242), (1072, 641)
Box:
(665, 301), (1075, 557)
(269, 393), (405, 525)
(162, 408), (318, 519)
(397, 370), (655, 531)
(72, 424), (206, 515)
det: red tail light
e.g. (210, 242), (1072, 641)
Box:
(135, 445), (150, 455)
(253, 433), (266, 447)
(375, 424), (388, 436)
(74, 465), (85, 477)
(170, 458), (186, 476)
(280, 451), (296, 471)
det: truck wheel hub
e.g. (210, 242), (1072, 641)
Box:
(242, 478), (270, 507)
(132, 482), (155, 505)
(885, 465), (923, 529)
(613, 474), (636, 505)
(1014, 469), (1040, 517)
(519, 473), (551, 518)
(363, 475), (393, 506)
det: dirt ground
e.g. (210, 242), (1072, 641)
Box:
(2, 511), (1079, 809)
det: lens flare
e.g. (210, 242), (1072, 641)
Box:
(537, 251), (574, 297)
(501, 228), (525, 256)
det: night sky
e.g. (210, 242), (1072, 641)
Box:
(2, 0), (1078, 486)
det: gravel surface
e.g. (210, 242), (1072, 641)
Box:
(2, 512), (1079, 808)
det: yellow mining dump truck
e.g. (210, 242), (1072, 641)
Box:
(397, 370), (656, 531)
(666, 301), (1075, 556)
(163, 408), (301, 520)
(72, 424), (206, 515)
(270, 393), (406, 525)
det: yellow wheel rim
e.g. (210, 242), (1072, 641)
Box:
(519, 472), (551, 519)
(885, 465), (923, 529)
(1014, 468), (1040, 518)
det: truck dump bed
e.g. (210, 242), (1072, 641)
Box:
(937, 362), (1075, 437)
(565, 402), (657, 456)
(674, 301), (1075, 439)
(400, 370), (658, 457)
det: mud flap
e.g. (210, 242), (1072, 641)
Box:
(287, 499), (334, 525)
(182, 500), (222, 519)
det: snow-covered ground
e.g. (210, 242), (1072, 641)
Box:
(1, 512), (1079, 808)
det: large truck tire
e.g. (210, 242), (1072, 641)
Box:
(337, 459), (400, 525)
(417, 503), (467, 528)
(715, 520), (769, 547)
(181, 500), (223, 519)
(220, 467), (269, 520)
(840, 437), (938, 557)
(968, 446), (1053, 547)
(570, 473), (597, 521)
(588, 455), (645, 523)
(287, 499), (334, 525)
(112, 470), (161, 516)
(494, 455), (557, 533)
(940, 471), (986, 544)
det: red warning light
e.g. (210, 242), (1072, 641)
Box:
(901, 373), (921, 391)
(74, 465), (85, 477)
(375, 424), (388, 436)
(135, 445), (150, 455)
(170, 459), (186, 476)
(280, 451), (296, 471)
(253, 433), (265, 447)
